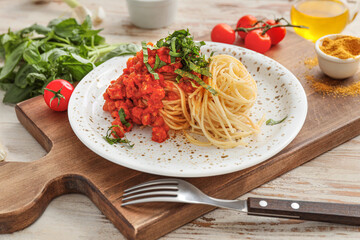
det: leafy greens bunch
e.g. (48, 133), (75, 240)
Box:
(0, 16), (140, 103)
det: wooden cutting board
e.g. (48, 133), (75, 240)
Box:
(1, 32), (360, 240)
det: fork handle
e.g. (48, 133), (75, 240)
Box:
(247, 197), (360, 225)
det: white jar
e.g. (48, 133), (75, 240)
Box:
(126, 0), (179, 29)
(315, 34), (360, 79)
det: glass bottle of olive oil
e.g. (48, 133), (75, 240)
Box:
(291, 0), (349, 42)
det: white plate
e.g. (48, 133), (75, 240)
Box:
(68, 42), (307, 177)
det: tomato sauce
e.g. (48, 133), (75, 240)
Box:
(103, 46), (195, 143)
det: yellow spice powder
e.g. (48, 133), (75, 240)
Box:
(320, 36), (360, 59)
(303, 56), (318, 70)
(305, 74), (360, 97)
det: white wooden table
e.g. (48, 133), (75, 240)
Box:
(1, 0), (360, 239)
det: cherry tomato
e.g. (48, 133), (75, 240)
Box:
(211, 23), (236, 44)
(236, 15), (258, 39)
(44, 79), (74, 111)
(244, 29), (271, 54)
(265, 19), (286, 45)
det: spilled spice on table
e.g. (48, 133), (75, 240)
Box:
(305, 74), (360, 97)
(302, 55), (360, 97)
(303, 56), (318, 70)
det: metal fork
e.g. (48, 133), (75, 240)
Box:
(122, 178), (360, 225)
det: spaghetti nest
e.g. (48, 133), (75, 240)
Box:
(162, 54), (263, 149)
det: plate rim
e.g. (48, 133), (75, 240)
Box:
(68, 42), (308, 178)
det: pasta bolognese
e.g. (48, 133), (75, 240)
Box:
(102, 30), (262, 148)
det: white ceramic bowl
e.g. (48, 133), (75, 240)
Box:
(126, 0), (178, 29)
(315, 34), (360, 79)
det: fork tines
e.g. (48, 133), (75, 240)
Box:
(122, 179), (179, 206)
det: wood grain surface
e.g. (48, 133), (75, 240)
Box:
(1, 0), (360, 239)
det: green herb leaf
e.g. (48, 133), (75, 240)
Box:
(23, 41), (41, 65)
(152, 54), (167, 71)
(96, 43), (141, 64)
(81, 15), (92, 30)
(3, 84), (34, 103)
(47, 18), (63, 28)
(20, 24), (52, 36)
(189, 61), (211, 77)
(0, 41), (28, 80)
(44, 48), (69, 62)
(141, 41), (149, 62)
(103, 125), (134, 148)
(153, 54), (160, 70)
(25, 73), (47, 86)
(0, 82), (13, 91)
(169, 51), (182, 57)
(119, 108), (131, 127)
(60, 53), (94, 81)
(14, 64), (37, 88)
(141, 41), (159, 80)
(0, 17), (140, 103)
(156, 29), (214, 93)
(53, 18), (80, 38)
(266, 116), (288, 126)
(174, 69), (217, 95)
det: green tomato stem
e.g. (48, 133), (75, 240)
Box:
(235, 22), (308, 35)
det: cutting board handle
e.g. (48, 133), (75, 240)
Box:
(0, 158), (91, 233)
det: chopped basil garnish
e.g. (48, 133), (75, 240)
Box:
(119, 108), (131, 127)
(153, 55), (167, 71)
(103, 109), (134, 148)
(153, 54), (160, 70)
(189, 62), (211, 77)
(171, 37), (177, 53)
(155, 29), (216, 95)
(174, 69), (217, 95)
(175, 75), (182, 83)
(141, 41), (149, 62)
(141, 30), (216, 95)
(103, 125), (134, 148)
(141, 41), (159, 80)
(169, 51), (182, 57)
(266, 116), (288, 126)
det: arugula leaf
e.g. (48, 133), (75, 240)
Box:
(266, 116), (288, 126)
